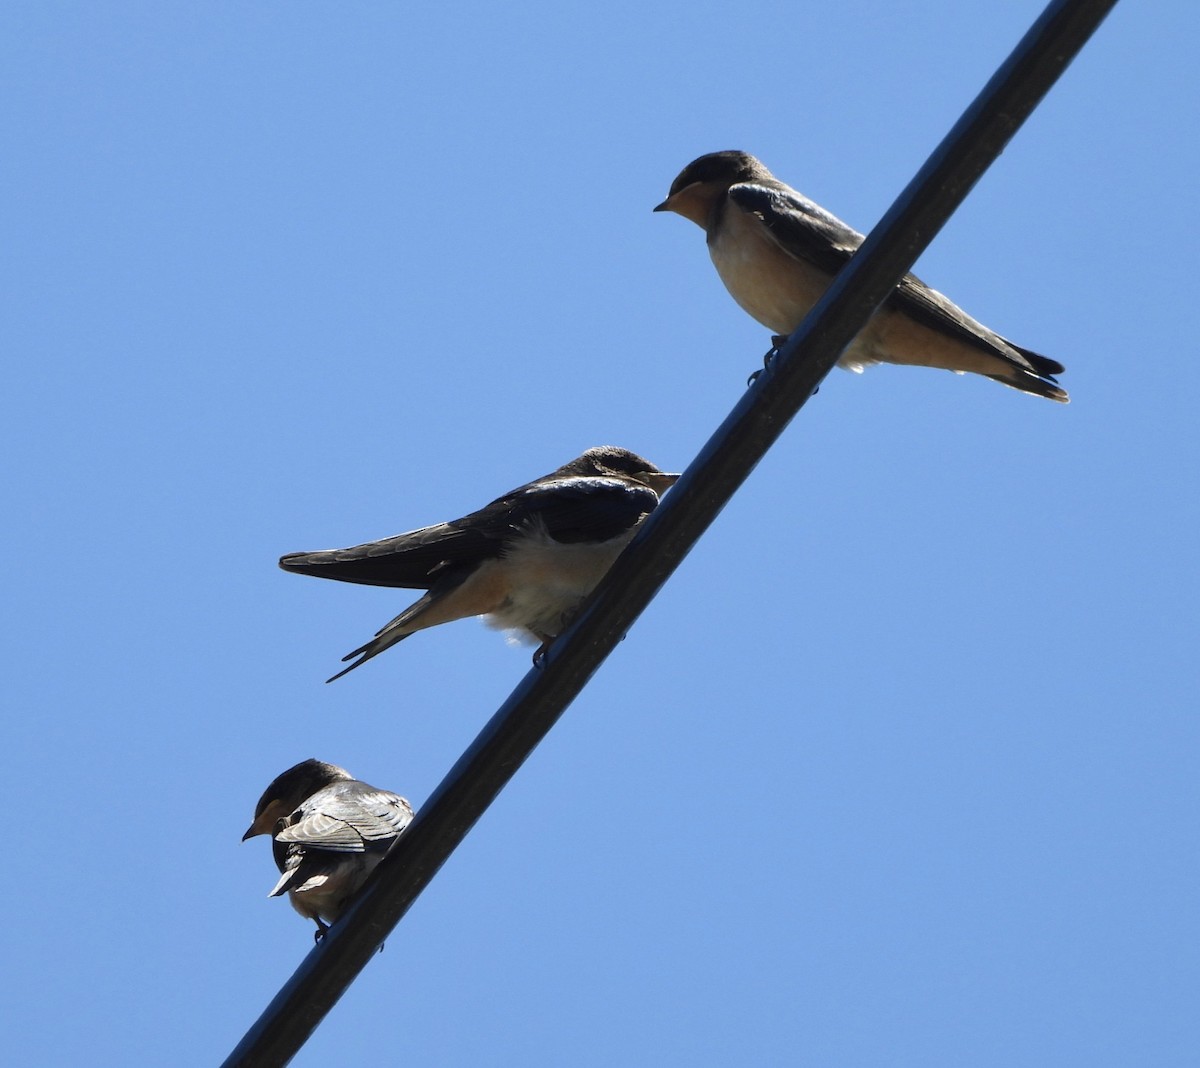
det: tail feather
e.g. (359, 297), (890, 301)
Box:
(1009, 342), (1065, 378)
(326, 624), (417, 683)
(324, 595), (432, 682)
(988, 370), (1069, 403)
(321, 562), (502, 681)
(268, 866), (298, 898)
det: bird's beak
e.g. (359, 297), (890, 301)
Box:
(242, 800), (285, 841)
(653, 181), (710, 226)
(647, 472), (682, 494)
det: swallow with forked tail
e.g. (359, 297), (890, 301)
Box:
(243, 759), (414, 941)
(655, 150), (1067, 402)
(280, 446), (680, 681)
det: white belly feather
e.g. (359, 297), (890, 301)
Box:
(485, 522), (637, 641)
(708, 208), (884, 373)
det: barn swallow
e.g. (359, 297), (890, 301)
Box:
(280, 446), (680, 681)
(655, 150), (1068, 402)
(243, 759), (414, 940)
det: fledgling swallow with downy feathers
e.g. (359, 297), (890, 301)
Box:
(280, 446), (680, 681)
(655, 150), (1067, 402)
(243, 759), (414, 941)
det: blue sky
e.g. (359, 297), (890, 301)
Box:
(4, 2), (1198, 1065)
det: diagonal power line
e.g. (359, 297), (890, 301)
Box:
(222, 1), (1117, 1063)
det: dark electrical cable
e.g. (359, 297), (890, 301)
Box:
(222, 2), (1118, 1063)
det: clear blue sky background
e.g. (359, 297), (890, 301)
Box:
(4, 2), (1197, 1065)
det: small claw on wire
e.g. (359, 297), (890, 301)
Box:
(762, 336), (789, 369)
(749, 335), (791, 386)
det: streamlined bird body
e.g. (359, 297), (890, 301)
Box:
(281, 446), (680, 680)
(243, 759), (414, 939)
(655, 150), (1067, 402)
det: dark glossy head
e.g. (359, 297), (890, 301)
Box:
(242, 759), (354, 840)
(654, 151), (774, 226)
(559, 446), (681, 495)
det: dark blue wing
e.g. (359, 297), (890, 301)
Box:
(279, 477), (660, 588)
(731, 182), (1064, 379)
(502, 477), (660, 545)
(727, 181), (861, 275)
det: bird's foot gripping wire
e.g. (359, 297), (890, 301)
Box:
(747, 335), (791, 386)
(533, 614), (589, 666)
(746, 335), (821, 398)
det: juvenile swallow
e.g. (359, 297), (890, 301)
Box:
(655, 150), (1067, 402)
(243, 759), (414, 940)
(280, 446), (680, 681)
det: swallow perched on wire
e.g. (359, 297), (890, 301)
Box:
(280, 446), (680, 681)
(243, 759), (414, 941)
(655, 150), (1067, 402)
